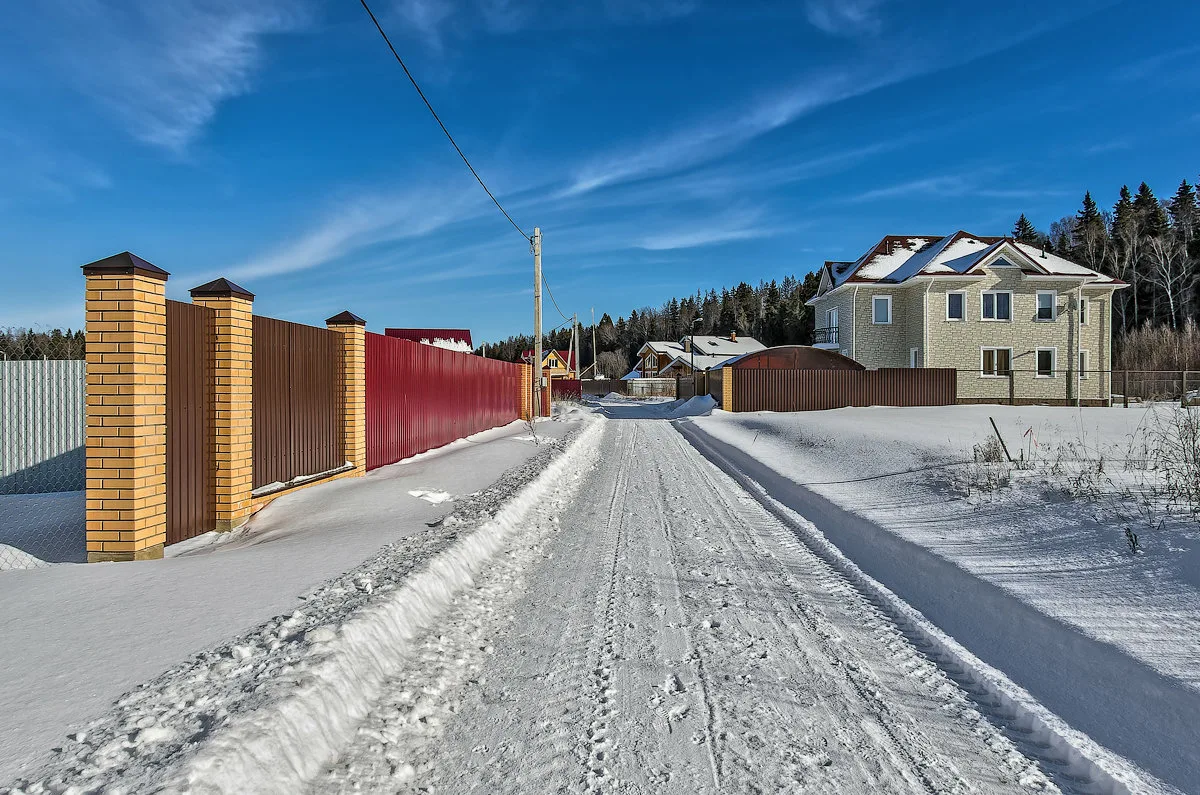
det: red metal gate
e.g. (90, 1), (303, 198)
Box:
(366, 333), (522, 470)
(252, 316), (344, 489)
(166, 300), (214, 545)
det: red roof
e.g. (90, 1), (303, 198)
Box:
(385, 328), (472, 347)
(521, 349), (576, 367)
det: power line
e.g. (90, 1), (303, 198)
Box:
(542, 275), (572, 322)
(358, 0), (530, 242)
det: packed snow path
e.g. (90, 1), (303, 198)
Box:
(313, 418), (1058, 794)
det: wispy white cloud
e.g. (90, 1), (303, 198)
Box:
(843, 175), (1064, 204)
(804, 0), (886, 36)
(391, 0), (695, 46)
(636, 208), (773, 250)
(19, 1), (308, 153)
(1115, 44), (1200, 83)
(561, 67), (903, 198)
(221, 185), (486, 283)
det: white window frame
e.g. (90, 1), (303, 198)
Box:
(1036, 347), (1057, 378)
(1079, 350), (1089, 379)
(872, 295), (892, 325)
(980, 347), (1013, 378)
(1079, 295), (1088, 325)
(909, 348), (920, 368)
(981, 290), (1013, 321)
(827, 307), (839, 330)
(1035, 290), (1057, 322)
(946, 291), (966, 321)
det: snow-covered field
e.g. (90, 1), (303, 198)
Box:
(2, 400), (1193, 793)
(684, 404), (1200, 792)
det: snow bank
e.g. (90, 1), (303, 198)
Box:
(163, 418), (603, 794)
(667, 395), (716, 418)
(0, 544), (48, 572)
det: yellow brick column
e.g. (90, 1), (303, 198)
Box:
(326, 311), (367, 475)
(82, 252), (168, 562)
(723, 369), (736, 412)
(519, 363), (532, 420)
(190, 278), (255, 531)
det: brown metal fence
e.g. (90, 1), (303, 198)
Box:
(733, 368), (957, 412)
(252, 315), (343, 489)
(166, 299), (215, 545)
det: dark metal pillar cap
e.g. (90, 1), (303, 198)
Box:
(326, 311), (366, 327)
(189, 278), (255, 300)
(81, 252), (169, 280)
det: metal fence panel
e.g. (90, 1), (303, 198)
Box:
(252, 316), (344, 489)
(166, 300), (214, 545)
(0, 359), (85, 494)
(734, 368), (956, 412)
(365, 333), (522, 471)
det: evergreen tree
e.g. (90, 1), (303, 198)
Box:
(1012, 213), (1040, 244)
(1133, 181), (1169, 240)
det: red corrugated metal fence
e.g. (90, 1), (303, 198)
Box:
(733, 368), (957, 412)
(366, 333), (523, 470)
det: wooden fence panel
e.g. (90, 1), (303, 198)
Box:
(733, 368), (956, 412)
(166, 300), (214, 545)
(252, 316), (343, 489)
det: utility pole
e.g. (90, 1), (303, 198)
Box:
(532, 227), (543, 413)
(573, 313), (581, 381)
(591, 307), (598, 379)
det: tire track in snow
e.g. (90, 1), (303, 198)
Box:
(678, 419), (1175, 795)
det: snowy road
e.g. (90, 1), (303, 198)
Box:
(312, 417), (1057, 794)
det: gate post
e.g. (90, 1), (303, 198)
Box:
(191, 278), (255, 531)
(723, 369), (737, 412)
(82, 252), (169, 562)
(326, 312), (367, 475)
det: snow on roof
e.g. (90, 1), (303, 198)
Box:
(1013, 242), (1116, 282)
(829, 232), (1114, 288)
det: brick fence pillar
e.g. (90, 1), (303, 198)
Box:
(326, 312), (367, 475)
(723, 369), (736, 412)
(519, 363), (532, 420)
(190, 278), (255, 531)
(82, 252), (169, 562)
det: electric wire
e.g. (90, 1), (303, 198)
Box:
(358, 0), (530, 242)
(542, 275), (572, 322)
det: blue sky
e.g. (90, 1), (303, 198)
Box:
(2, 0), (1198, 341)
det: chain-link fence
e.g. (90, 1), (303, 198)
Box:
(1, 327), (86, 570)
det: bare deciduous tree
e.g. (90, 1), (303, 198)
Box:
(1146, 236), (1194, 329)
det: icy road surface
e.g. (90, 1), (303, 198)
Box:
(313, 418), (1059, 794)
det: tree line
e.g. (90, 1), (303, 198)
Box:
(480, 273), (822, 378)
(1021, 174), (1200, 333)
(0, 328), (86, 360)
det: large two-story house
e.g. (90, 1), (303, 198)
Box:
(807, 232), (1127, 405)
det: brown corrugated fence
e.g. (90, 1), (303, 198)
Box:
(732, 368), (957, 412)
(165, 299), (215, 544)
(253, 315), (344, 489)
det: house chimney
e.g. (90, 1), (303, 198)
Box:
(1041, 241), (1048, 259)
(683, 337), (691, 353)
(730, 331), (737, 342)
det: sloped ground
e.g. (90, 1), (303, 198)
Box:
(684, 404), (1200, 793)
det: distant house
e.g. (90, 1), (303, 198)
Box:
(385, 328), (474, 353)
(806, 231), (1127, 405)
(635, 333), (766, 377)
(521, 348), (577, 379)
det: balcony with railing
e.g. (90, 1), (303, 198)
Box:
(813, 326), (840, 346)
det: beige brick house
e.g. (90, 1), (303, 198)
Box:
(807, 232), (1127, 405)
